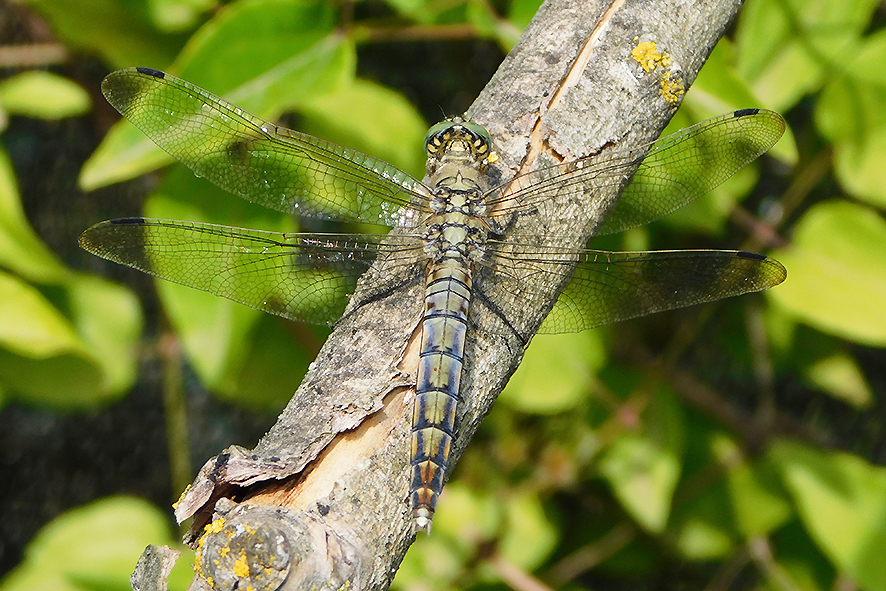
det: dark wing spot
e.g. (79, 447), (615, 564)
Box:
(227, 139), (252, 163)
(734, 108), (759, 118)
(135, 67), (165, 79)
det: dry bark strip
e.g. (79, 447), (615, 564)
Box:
(132, 0), (744, 589)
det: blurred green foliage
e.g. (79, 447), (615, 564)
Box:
(2, 0), (886, 589)
(0, 71), (140, 409)
(0, 497), (195, 591)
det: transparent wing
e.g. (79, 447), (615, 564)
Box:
(482, 241), (787, 334)
(79, 218), (425, 325)
(485, 109), (785, 235)
(102, 68), (432, 227)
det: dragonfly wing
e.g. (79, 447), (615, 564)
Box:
(485, 109), (785, 234)
(539, 248), (786, 333)
(79, 218), (425, 325)
(599, 109), (785, 235)
(482, 241), (786, 335)
(102, 68), (432, 227)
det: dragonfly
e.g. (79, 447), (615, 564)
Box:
(80, 67), (787, 533)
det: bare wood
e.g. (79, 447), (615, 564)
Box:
(135, 0), (745, 589)
(130, 545), (179, 591)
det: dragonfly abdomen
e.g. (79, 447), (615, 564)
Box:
(411, 258), (473, 532)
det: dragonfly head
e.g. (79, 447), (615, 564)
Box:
(425, 117), (498, 167)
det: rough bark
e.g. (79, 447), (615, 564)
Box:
(133, 0), (744, 589)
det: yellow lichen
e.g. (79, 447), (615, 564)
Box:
(172, 484), (191, 510)
(232, 553), (250, 578)
(660, 71), (685, 105)
(632, 41), (671, 73)
(194, 517), (228, 587)
(207, 518), (226, 534)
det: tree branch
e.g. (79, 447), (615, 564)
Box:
(133, 0), (745, 589)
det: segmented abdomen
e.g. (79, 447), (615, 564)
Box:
(411, 257), (472, 532)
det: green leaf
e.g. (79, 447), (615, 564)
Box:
(0, 271), (86, 359)
(0, 350), (112, 409)
(766, 313), (874, 406)
(0, 148), (68, 284)
(434, 482), (503, 544)
(683, 39), (798, 165)
(508, 0), (544, 31)
(816, 30), (886, 207)
(0, 271), (131, 408)
(0, 497), (194, 591)
(831, 131), (886, 209)
(0, 71), (91, 120)
(175, 0), (338, 92)
(466, 1), (521, 51)
(769, 200), (886, 346)
(381, 0), (431, 20)
(722, 441), (793, 537)
(0, 155), (139, 406)
(499, 490), (558, 570)
(804, 351), (872, 407)
(734, 0), (878, 111)
(772, 520), (834, 591)
(78, 121), (175, 191)
(211, 313), (317, 411)
(500, 331), (606, 414)
(148, 0), (217, 32)
(670, 481), (736, 559)
(738, 34), (828, 112)
(770, 439), (886, 591)
(395, 485), (495, 588)
(685, 40), (762, 117)
(66, 274), (142, 394)
(598, 387), (684, 533)
(16, 0), (182, 68)
(393, 534), (465, 589)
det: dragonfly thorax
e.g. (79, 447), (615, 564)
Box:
(423, 169), (489, 263)
(429, 166), (488, 215)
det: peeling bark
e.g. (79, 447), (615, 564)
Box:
(132, 0), (744, 589)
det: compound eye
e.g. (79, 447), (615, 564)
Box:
(460, 121), (493, 153)
(424, 120), (455, 152)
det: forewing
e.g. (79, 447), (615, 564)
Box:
(102, 68), (432, 227)
(79, 218), (425, 325)
(485, 109), (785, 234)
